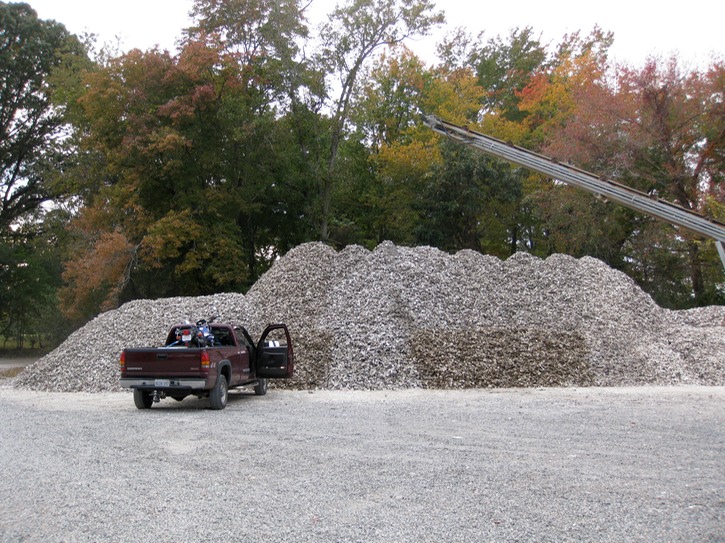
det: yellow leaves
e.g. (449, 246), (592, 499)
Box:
(479, 114), (529, 145)
(359, 52), (487, 180)
(146, 130), (190, 155)
(140, 209), (200, 268)
(377, 137), (441, 180)
(517, 69), (573, 136)
(198, 236), (247, 287)
(703, 198), (725, 224)
(423, 67), (484, 125)
(139, 210), (246, 288)
(76, 69), (127, 144)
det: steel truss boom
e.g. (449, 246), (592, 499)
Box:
(423, 115), (725, 272)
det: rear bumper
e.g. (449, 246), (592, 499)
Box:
(119, 378), (208, 390)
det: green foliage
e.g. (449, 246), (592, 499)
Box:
(415, 141), (522, 256)
(314, 0), (445, 240)
(0, 2), (87, 229)
(528, 185), (635, 264)
(0, 219), (66, 349)
(472, 27), (549, 121)
(0, 3), (88, 345)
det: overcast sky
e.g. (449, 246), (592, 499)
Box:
(27, 0), (724, 68)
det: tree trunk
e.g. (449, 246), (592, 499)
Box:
(687, 240), (705, 305)
(320, 172), (331, 242)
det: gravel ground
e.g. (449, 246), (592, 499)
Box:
(1, 385), (723, 542)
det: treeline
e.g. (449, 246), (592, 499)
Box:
(1, 0), (723, 348)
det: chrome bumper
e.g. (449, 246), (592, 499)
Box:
(119, 378), (208, 390)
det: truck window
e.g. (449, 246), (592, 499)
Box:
(233, 326), (253, 350)
(210, 326), (235, 346)
(262, 327), (288, 347)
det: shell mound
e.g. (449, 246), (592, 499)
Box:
(13, 242), (725, 392)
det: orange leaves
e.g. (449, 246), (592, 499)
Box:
(518, 53), (606, 147)
(174, 38), (224, 81)
(59, 33), (263, 316)
(59, 194), (149, 320)
(59, 231), (137, 319)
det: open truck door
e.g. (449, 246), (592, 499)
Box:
(255, 324), (294, 378)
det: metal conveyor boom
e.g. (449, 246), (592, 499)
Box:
(422, 115), (725, 272)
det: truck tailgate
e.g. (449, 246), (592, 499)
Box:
(123, 348), (205, 377)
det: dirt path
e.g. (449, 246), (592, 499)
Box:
(0, 357), (37, 370)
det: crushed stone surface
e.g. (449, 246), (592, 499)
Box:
(13, 242), (725, 392)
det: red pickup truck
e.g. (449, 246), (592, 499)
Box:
(119, 321), (293, 410)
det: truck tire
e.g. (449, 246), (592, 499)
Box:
(133, 389), (153, 409)
(209, 374), (228, 410)
(254, 378), (268, 396)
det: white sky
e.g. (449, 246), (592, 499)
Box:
(27, 0), (724, 68)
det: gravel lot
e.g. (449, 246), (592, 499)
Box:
(1, 384), (723, 542)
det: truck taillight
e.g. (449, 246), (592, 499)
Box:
(120, 351), (126, 372)
(201, 351), (210, 369)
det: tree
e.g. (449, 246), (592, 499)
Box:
(506, 30), (632, 262)
(619, 58), (724, 304)
(423, 28), (571, 256)
(472, 27), (549, 122)
(0, 3), (88, 346)
(360, 50), (502, 247)
(57, 23), (324, 318)
(0, 2), (86, 230)
(0, 223), (63, 348)
(314, 0), (444, 241)
(536, 55), (724, 306)
(185, 0), (321, 275)
(416, 140), (522, 255)
(50, 0), (329, 319)
(341, 48), (432, 245)
(187, 0), (312, 108)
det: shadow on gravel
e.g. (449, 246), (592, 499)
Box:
(127, 389), (263, 411)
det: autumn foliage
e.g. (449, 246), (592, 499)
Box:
(4, 0), (723, 340)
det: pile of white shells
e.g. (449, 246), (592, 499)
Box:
(13, 242), (725, 392)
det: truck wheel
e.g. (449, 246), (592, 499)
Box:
(254, 378), (268, 396)
(133, 389), (153, 409)
(209, 374), (228, 410)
